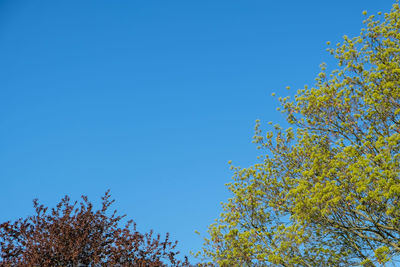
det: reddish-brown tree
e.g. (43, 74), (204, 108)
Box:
(0, 191), (190, 267)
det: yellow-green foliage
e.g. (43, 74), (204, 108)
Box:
(199, 3), (400, 266)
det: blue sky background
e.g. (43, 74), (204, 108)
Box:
(0, 0), (395, 263)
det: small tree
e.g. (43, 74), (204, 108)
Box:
(0, 190), (190, 267)
(201, 3), (400, 266)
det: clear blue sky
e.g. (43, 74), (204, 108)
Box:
(0, 0), (394, 263)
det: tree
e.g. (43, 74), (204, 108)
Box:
(0, 191), (190, 267)
(200, 3), (400, 266)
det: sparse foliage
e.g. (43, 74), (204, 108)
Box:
(0, 191), (190, 267)
(200, 3), (400, 266)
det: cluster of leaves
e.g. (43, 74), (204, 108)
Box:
(0, 191), (190, 267)
(200, 3), (400, 266)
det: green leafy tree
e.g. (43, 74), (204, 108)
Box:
(200, 3), (400, 266)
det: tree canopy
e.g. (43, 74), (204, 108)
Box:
(0, 191), (190, 267)
(200, 3), (400, 266)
